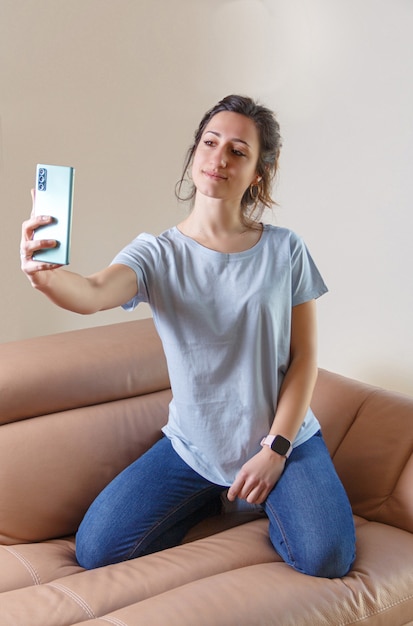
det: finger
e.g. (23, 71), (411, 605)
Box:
(20, 239), (57, 265)
(234, 480), (256, 503)
(20, 250), (33, 261)
(21, 215), (53, 244)
(22, 257), (62, 274)
(33, 261), (62, 271)
(227, 476), (245, 502)
(246, 485), (268, 505)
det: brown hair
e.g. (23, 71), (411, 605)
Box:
(176, 95), (282, 224)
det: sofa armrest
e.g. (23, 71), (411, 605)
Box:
(313, 369), (413, 534)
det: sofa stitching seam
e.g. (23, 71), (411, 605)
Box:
(99, 618), (129, 626)
(331, 390), (376, 460)
(339, 592), (413, 625)
(3, 546), (41, 585)
(373, 451), (412, 522)
(48, 582), (96, 619)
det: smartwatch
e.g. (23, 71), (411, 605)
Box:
(260, 434), (292, 458)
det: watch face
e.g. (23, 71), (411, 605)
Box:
(271, 435), (291, 456)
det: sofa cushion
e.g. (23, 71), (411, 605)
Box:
(0, 390), (170, 544)
(0, 520), (279, 625)
(1, 517), (410, 626)
(0, 538), (81, 593)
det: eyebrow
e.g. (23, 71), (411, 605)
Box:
(204, 130), (251, 148)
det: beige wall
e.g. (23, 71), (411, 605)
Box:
(1, 0), (412, 395)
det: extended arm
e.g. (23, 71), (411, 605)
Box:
(227, 299), (318, 504)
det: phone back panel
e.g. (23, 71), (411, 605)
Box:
(33, 164), (75, 265)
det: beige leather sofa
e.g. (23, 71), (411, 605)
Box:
(1, 318), (412, 626)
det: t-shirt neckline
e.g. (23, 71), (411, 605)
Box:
(173, 224), (268, 259)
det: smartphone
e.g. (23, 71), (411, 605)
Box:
(33, 164), (75, 265)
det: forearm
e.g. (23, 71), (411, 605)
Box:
(30, 267), (102, 314)
(28, 263), (138, 315)
(227, 353), (318, 505)
(269, 354), (318, 443)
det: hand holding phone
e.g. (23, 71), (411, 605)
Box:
(32, 164), (75, 265)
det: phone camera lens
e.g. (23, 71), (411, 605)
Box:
(38, 167), (47, 190)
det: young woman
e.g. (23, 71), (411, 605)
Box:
(20, 95), (356, 577)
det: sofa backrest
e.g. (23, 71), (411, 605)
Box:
(0, 318), (169, 424)
(0, 319), (412, 545)
(0, 319), (171, 544)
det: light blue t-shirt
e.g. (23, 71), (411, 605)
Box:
(111, 224), (328, 486)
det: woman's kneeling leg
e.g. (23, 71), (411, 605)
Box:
(76, 437), (224, 569)
(263, 431), (356, 578)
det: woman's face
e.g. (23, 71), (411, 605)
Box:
(191, 111), (261, 205)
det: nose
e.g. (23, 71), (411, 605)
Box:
(219, 149), (227, 167)
(212, 148), (226, 169)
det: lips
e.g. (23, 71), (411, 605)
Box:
(203, 170), (227, 181)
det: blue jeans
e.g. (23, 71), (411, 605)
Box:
(76, 432), (355, 578)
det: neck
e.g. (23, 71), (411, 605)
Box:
(178, 194), (263, 254)
(187, 193), (247, 236)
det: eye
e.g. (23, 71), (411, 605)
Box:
(232, 149), (246, 157)
(204, 140), (215, 147)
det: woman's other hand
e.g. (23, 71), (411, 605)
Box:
(227, 446), (286, 505)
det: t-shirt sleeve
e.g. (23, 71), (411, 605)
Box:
(290, 234), (328, 306)
(110, 233), (157, 311)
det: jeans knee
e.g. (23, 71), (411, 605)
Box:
(291, 542), (355, 579)
(269, 523), (356, 579)
(75, 532), (108, 570)
(75, 519), (128, 570)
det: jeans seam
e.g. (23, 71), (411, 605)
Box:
(264, 498), (298, 570)
(125, 484), (220, 560)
